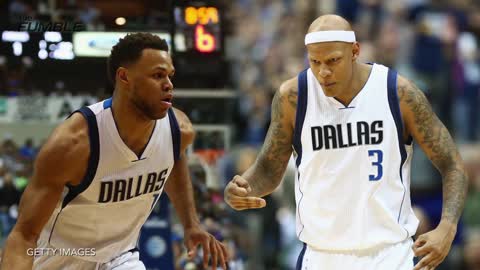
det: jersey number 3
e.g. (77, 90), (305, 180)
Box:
(368, 150), (383, 181)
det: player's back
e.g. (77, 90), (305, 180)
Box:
(292, 63), (419, 251)
(36, 98), (180, 263)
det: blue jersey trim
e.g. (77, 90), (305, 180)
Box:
(293, 70), (308, 239)
(47, 208), (63, 244)
(103, 97), (112, 109)
(293, 69), (308, 168)
(62, 107), (100, 208)
(386, 69), (409, 229)
(296, 243), (307, 270)
(168, 109), (181, 161)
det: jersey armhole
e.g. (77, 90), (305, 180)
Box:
(293, 69), (308, 168)
(387, 68), (409, 162)
(167, 108), (181, 162)
(62, 107), (100, 208)
(386, 69), (413, 146)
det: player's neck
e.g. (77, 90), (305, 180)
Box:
(110, 94), (155, 156)
(335, 62), (372, 106)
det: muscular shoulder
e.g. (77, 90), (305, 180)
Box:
(397, 75), (420, 99)
(396, 74), (433, 136)
(274, 77), (298, 129)
(278, 76), (298, 107)
(172, 107), (194, 151)
(35, 112), (90, 186)
(396, 74), (430, 112)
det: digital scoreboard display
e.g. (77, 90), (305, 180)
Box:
(174, 5), (222, 53)
(0, 3), (223, 59)
(0, 31), (74, 60)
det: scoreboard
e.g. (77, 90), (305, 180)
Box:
(174, 5), (222, 53)
(0, 2), (222, 59)
(0, 1), (225, 87)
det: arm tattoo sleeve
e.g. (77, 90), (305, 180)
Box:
(399, 80), (468, 224)
(243, 87), (296, 197)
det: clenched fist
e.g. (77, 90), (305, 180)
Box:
(224, 175), (266, 210)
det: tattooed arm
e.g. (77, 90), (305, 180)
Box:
(397, 75), (468, 270)
(224, 78), (297, 210)
(398, 76), (468, 224)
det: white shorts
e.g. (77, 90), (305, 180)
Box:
(33, 245), (146, 270)
(296, 238), (414, 270)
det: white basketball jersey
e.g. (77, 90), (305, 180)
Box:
(37, 98), (180, 262)
(292, 64), (419, 251)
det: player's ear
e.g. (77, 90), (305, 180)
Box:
(352, 42), (360, 61)
(117, 67), (129, 85)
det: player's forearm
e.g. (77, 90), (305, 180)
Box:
(242, 157), (287, 197)
(1, 229), (37, 270)
(165, 176), (200, 229)
(440, 165), (468, 225)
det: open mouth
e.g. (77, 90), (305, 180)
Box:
(160, 96), (173, 109)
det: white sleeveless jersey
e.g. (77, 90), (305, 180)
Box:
(292, 64), (419, 251)
(37, 98), (180, 262)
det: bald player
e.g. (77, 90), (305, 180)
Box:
(224, 15), (468, 270)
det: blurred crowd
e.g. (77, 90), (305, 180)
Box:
(0, 138), (35, 244)
(1, 0), (480, 269)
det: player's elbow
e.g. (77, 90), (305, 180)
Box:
(9, 223), (41, 245)
(437, 156), (467, 180)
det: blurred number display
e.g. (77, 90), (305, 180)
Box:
(174, 5), (221, 53)
(0, 31), (74, 60)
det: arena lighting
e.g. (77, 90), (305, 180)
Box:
(13, 42), (22, 56)
(44, 32), (62, 42)
(115, 17), (126, 26)
(1, 31), (74, 60)
(73, 32), (171, 57)
(38, 50), (48, 59)
(2, 31), (30, 42)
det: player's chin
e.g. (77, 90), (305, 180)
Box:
(323, 89), (336, 97)
(324, 87), (341, 97)
(153, 110), (168, 119)
(145, 108), (168, 120)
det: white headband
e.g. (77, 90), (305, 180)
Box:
(305, 30), (356, 45)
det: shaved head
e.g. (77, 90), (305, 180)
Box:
(304, 14), (362, 101)
(308, 14), (352, 33)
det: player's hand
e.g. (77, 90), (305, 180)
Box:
(224, 175), (266, 210)
(412, 221), (457, 270)
(184, 226), (229, 270)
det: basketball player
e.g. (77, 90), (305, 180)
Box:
(224, 15), (468, 270)
(1, 33), (228, 270)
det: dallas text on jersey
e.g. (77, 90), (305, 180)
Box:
(310, 121), (384, 150)
(98, 168), (169, 203)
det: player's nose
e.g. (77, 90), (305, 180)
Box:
(318, 65), (332, 78)
(163, 77), (173, 91)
